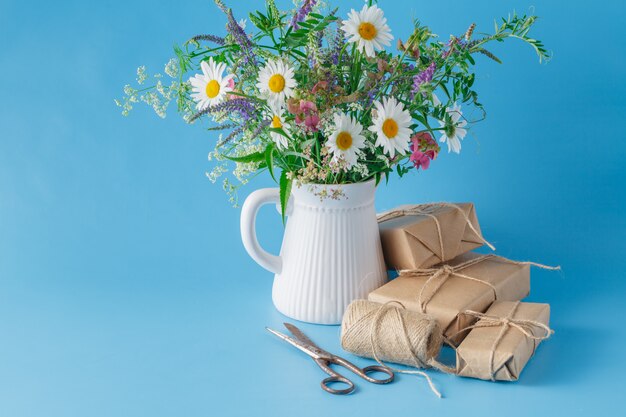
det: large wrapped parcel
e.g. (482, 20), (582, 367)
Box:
(377, 203), (491, 270)
(455, 301), (552, 381)
(368, 252), (530, 345)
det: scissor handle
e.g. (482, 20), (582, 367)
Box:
(359, 365), (395, 384)
(332, 356), (395, 385)
(320, 375), (355, 395)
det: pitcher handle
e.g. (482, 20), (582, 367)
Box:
(240, 188), (283, 274)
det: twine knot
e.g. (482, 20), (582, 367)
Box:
(441, 265), (455, 275)
(377, 203), (497, 262)
(400, 255), (560, 319)
(456, 302), (554, 381)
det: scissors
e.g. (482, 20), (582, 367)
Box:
(266, 323), (394, 395)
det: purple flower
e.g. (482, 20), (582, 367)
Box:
(441, 37), (467, 59)
(226, 10), (258, 68)
(215, 2), (257, 67)
(190, 98), (257, 123)
(226, 9), (252, 51)
(411, 62), (436, 97)
(290, 0), (317, 30)
(308, 31), (323, 67)
(367, 90), (377, 105)
(189, 34), (226, 45)
(329, 27), (345, 65)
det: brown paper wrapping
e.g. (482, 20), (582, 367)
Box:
(367, 252), (530, 345)
(455, 301), (551, 381)
(377, 203), (486, 270)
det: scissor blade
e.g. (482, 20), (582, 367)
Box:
(266, 327), (322, 359)
(283, 323), (319, 348)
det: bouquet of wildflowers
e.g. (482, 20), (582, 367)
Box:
(117, 0), (548, 211)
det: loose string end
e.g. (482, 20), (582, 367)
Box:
(400, 369), (443, 398)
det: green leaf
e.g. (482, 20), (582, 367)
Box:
(268, 127), (291, 139)
(265, 145), (276, 182)
(249, 12), (265, 30)
(289, 49), (307, 59)
(374, 172), (382, 186)
(279, 171), (293, 224)
(224, 151), (265, 163)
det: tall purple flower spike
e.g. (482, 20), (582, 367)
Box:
(290, 0), (317, 30)
(214, 1), (257, 67)
(189, 98), (257, 123)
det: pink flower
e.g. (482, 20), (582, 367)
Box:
(299, 100), (317, 113)
(227, 78), (237, 99)
(289, 99), (321, 132)
(413, 131), (437, 148)
(410, 149), (434, 170)
(410, 132), (438, 170)
(304, 114), (320, 131)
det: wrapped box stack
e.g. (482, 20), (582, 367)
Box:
(366, 203), (555, 382)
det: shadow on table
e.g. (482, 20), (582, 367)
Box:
(518, 324), (608, 386)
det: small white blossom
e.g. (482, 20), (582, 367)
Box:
(136, 66), (147, 84)
(353, 162), (370, 177)
(123, 84), (136, 96)
(206, 164), (228, 183)
(347, 102), (364, 112)
(164, 58), (179, 78)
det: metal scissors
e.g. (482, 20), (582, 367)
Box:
(266, 323), (394, 395)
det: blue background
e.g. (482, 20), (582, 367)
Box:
(1, 0), (625, 415)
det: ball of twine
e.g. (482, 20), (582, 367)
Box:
(341, 299), (447, 397)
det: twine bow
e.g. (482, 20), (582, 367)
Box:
(400, 254), (500, 314)
(399, 255), (560, 316)
(457, 301), (554, 380)
(377, 203), (496, 262)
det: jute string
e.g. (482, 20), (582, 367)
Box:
(341, 299), (455, 398)
(451, 301), (554, 380)
(377, 203), (496, 261)
(399, 254), (561, 317)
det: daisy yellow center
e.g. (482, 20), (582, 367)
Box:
(268, 74), (286, 93)
(271, 115), (283, 129)
(336, 131), (353, 151)
(205, 80), (221, 99)
(382, 119), (399, 139)
(358, 22), (378, 41)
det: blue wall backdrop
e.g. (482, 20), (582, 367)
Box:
(1, 0), (625, 415)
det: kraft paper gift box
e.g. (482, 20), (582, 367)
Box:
(455, 301), (552, 381)
(377, 203), (491, 270)
(367, 252), (530, 346)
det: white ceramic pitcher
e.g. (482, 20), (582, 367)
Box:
(240, 180), (387, 324)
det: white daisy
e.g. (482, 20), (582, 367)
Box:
(341, 4), (393, 58)
(188, 57), (234, 110)
(368, 97), (412, 158)
(268, 103), (291, 150)
(326, 113), (367, 168)
(256, 59), (297, 105)
(438, 103), (468, 154)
